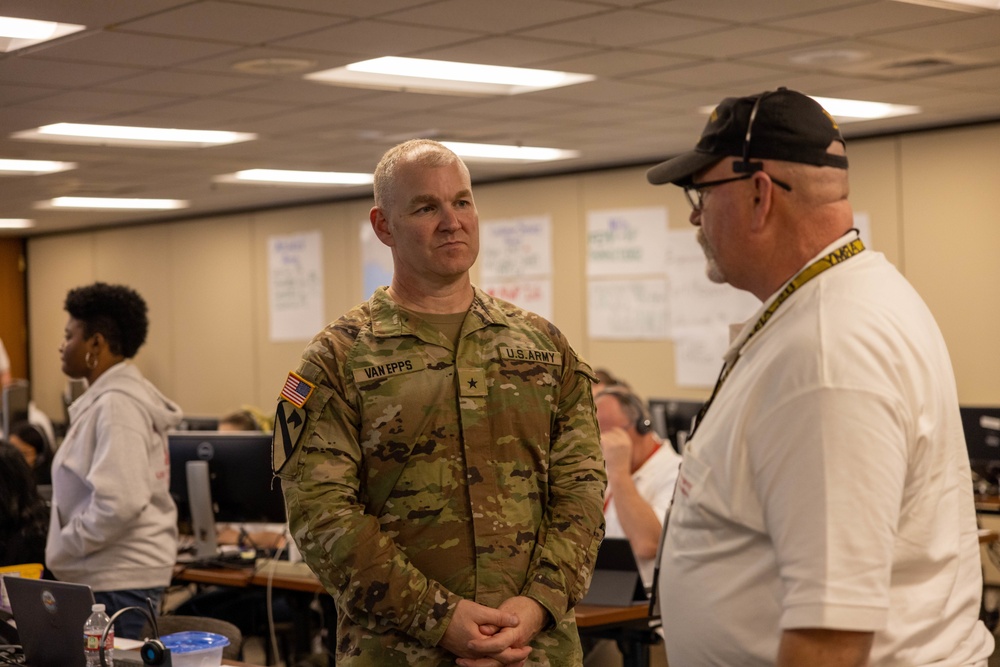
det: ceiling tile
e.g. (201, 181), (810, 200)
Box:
(866, 14), (1000, 52)
(0, 0), (185, 25)
(116, 1), (352, 45)
(772, 0), (969, 36)
(643, 26), (832, 59)
(385, 0), (604, 33)
(25, 31), (238, 68)
(518, 8), (726, 48)
(100, 71), (267, 97)
(274, 18), (484, 57)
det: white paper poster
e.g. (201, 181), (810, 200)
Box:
(482, 279), (553, 321)
(588, 279), (670, 340)
(268, 231), (324, 342)
(666, 229), (758, 386)
(586, 207), (668, 277)
(480, 216), (552, 279)
(480, 216), (553, 319)
(360, 221), (394, 300)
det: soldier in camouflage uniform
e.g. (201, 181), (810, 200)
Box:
(273, 139), (606, 666)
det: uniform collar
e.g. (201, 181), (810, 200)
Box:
(368, 285), (510, 342)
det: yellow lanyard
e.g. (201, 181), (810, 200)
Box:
(688, 237), (866, 440)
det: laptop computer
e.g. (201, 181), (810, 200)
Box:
(4, 577), (94, 667)
(581, 537), (648, 606)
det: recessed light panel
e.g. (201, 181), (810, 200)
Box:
(891, 0), (1000, 10)
(442, 142), (580, 163)
(698, 95), (920, 123)
(39, 197), (189, 210)
(216, 169), (374, 186)
(810, 96), (920, 121)
(0, 15), (85, 53)
(0, 218), (34, 229)
(13, 123), (256, 148)
(0, 158), (76, 175)
(306, 57), (594, 96)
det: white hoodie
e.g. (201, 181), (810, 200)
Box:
(46, 361), (183, 591)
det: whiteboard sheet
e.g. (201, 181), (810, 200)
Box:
(268, 231), (325, 342)
(586, 207), (668, 277)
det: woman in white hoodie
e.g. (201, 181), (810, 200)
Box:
(46, 282), (182, 639)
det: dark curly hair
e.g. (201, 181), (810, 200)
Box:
(64, 282), (149, 358)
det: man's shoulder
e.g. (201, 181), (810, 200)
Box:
(475, 289), (569, 346)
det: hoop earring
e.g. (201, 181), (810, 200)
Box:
(85, 352), (98, 370)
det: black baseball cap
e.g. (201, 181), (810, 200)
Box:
(647, 87), (848, 187)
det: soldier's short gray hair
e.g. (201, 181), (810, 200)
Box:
(373, 139), (468, 212)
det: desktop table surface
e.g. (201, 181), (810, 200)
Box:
(174, 563), (655, 626)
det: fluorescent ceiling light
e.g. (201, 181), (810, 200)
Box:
(0, 158), (76, 175)
(0, 218), (34, 229)
(442, 141), (580, 163)
(810, 96), (920, 121)
(891, 0), (1000, 10)
(216, 169), (374, 186)
(305, 56), (594, 96)
(40, 197), (188, 210)
(698, 95), (920, 123)
(13, 123), (256, 148)
(0, 15), (85, 53)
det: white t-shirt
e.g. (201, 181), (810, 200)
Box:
(659, 236), (993, 666)
(604, 440), (681, 587)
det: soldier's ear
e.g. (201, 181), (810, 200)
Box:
(370, 207), (394, 247)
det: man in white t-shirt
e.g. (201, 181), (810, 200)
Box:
(646, 87), (993, 666)
(594, 387), (681, 588)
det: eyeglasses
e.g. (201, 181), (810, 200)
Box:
(683, 172), (792, 212)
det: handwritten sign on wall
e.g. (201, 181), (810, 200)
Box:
(586, 207), (667, 277)
(480, 216), (553, 320)
(268, 231), (324, 342)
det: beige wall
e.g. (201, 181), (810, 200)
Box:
(26, 122), (1000, 422)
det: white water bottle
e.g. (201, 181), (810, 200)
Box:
(83, 603), (114, 667)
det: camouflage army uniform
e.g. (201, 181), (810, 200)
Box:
(275, 286), (606, 666)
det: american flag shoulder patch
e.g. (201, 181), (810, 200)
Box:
(280, 371), (315, 408)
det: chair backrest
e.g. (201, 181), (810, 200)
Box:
(142, 614), (243, 660)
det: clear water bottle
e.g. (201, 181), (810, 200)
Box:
(83, 603), (113, 667)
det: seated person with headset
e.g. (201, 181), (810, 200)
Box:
(594, 386), (682, 587)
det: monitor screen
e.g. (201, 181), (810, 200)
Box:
(962, 406), (1000, 494)
(168, 431), (285, 525)
(647, 398), (703, 453)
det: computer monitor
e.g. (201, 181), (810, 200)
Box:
(168, 431), (286, 528)
(961, 406), (1000, 495)
(647, 398), (703, 453)
(177, 416), (221, 431)
(2, 380), (30, 439)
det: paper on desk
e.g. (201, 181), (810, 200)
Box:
(115, 638), (145, 649)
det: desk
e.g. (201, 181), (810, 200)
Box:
(174, 564), (334, 664)
(176, 566), (659, 667)
(576, 603), (659, 667)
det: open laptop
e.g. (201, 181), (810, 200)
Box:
(581, 537), (648, 606)
(4, 577), (94, 667)
(5, 578), (152, 667)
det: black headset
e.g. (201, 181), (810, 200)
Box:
(99, 600), (172, 667)
(597, 387), (652, 436)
